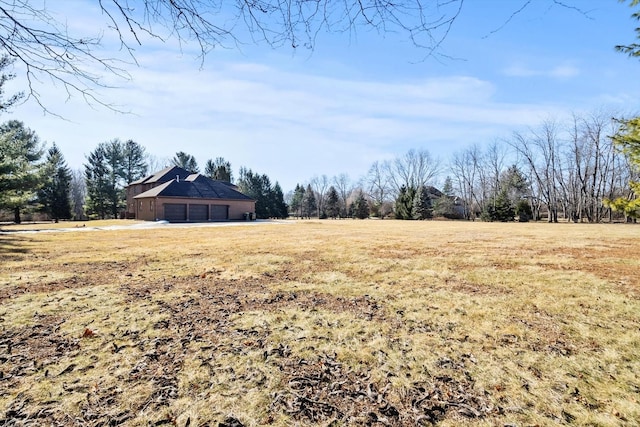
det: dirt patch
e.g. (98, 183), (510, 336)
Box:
(271, 352), (493, 425)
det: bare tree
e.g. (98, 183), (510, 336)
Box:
(385, 148), (441, 198)
(450, 149), (476, 220)
(0, 0), (468, 110)
(69, 168), (86, 220)
(449, 143), (504, 219)
(333, 173), (353, 218)
(146, 154), (170, 174)
(510, 120), (563, 223)
(309, 174), (329, 218)
(484, 142), (508, 210)
(363, 161), (391, 209)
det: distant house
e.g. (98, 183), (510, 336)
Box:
(126, 166), (255, 222)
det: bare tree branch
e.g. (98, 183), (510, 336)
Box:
(7, 0), (589, 112)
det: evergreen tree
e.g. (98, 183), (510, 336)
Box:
(604, 117), (640, 219)
(325, 186), (340, 219)
(122, 139), (148, 184)
(0, 120), (43, 223)
(204, 157), (233, 182)
(412, 185), (433, 219)
(483, 188), (515, 222)
(270, 182), (289, 219)
(500, 165), (530, 205)
(84, 139), (127, 219)
(442, 176), (454, 196)
(290, 184), (305, 218)
(237, 167), (286, 219)
(394, 185), (416, 220)
(171, 151), (199, 173)
(433, 177), (459, 219)
(237, 167), (266, 218)
(0, 55), (23, 113)
(38, 144), (72, 222)
(303, 184), (317, 218)
(352, 191), (370, 219)
(515, 198), (533, 222)
(85, 146), (110, 219)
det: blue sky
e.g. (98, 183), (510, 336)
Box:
(6, 0), (640, 192)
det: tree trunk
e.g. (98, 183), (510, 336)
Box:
(13, 207), (21, 224)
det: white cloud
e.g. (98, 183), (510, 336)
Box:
(7, 57), (562, 190)
(502, 61), (580, 79)
(550, 65), (580, 78)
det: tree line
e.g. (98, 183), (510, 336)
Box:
(287, 112), (639, 222)
(2, 110), (639, 224)
(0, 127), (289, 222)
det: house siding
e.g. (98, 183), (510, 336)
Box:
(134, 196), (254, 222)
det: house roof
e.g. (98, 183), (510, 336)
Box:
(133, 173), (254, 201)
(128, 165), (192, 186)
(425, 186), (444, 198)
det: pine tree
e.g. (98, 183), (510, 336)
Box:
(122, 140), (148, 184)
(237, 168), (287, 219)
(237, 168), (267, 218)
(271, 182), (289, 219)
(0, 120), (43, 223)
(84, 140), (127, 219)
(204, 157), (233, 182)
(442, 176), (454, 196)
(433, 177), (459, 219)
(325, 186), (340, 219)
(303, 184), (317, 218)
(515, 199), (532, 222)
(38, 144), (72, 222)
(394, 185), (416, 220)
(433, 195), (456, 219)
(352, 192), (370, 219)
(171, 151), (199, 173)
(604, 117), (640, 220)
(290, 184), (305, 218)
(484, 188), (515, 222)
(412, 185), (433, 220)
(85, 146), (110, 219)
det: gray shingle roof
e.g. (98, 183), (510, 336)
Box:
(133, 173), (254, 201)
(128, 166), (192, 186)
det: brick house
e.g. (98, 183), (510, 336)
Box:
(126, 166), (255, 222)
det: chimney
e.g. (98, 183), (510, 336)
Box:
(176, 175), (180, 182)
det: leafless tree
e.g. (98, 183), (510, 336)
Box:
(384, 148), (441, 198)
(510, 121), (562, 223)
(310, 174), (329, 218)
(363, 161), (391, 205)
(146, 154), (170, 174)
(563, 111), (627, 222)
(0, 0), (467, 111)
(484, 142), (508, 209)
(449, 143), (506, 219)
(333, 173), (353, 217)
(449, 149), (476, 220)
(70, 168), (86, 220)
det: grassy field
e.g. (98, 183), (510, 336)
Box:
(0, 220), (639, 426)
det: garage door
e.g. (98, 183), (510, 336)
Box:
(189, 204), (208, 222)
(211, 205), (229, 221)
(164, 204), (187, 222)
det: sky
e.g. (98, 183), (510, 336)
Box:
(5, 0), (640, 192)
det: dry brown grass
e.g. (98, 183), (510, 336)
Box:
(1, 220), (639, 426)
